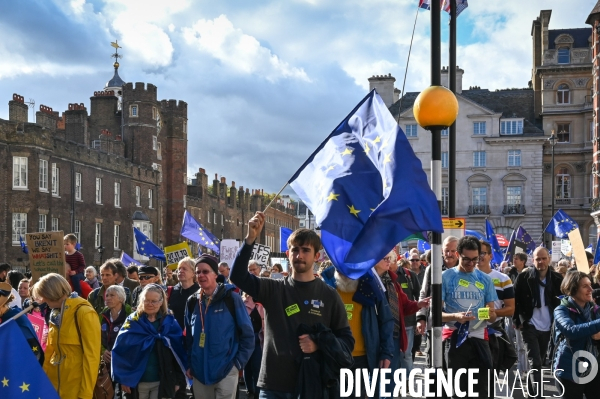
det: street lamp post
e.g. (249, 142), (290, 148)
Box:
(548, 130), (558, 245)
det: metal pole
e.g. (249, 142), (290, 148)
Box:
(430, 0), (443, 371)
(551, 137), (555, 244)
(449, 1), (457, 218)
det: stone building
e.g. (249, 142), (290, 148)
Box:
(532, 10), (595, 246)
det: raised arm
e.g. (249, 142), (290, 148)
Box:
(230, 212), (265, 299)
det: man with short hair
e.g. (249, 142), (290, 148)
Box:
(230, 212), (353, 397)
(185, 254), (254, 399)
(248, 261), (261, 277)
(131, 266), (160, 308)
(113, 259), (140, 293)
(410, 252), (426, 285)
(513, 247), (563, 398)
(442, 236), (498, 398)
(126, 265), (139, 282)
(87, 261), (132, 313)
(218, 262), (230, 280)
(508, 253), (528, 283)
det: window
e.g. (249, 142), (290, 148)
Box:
(152, 107), (158, 120)
(557, 84), (570, 104)
(183, 120), (187, 134)
(95, 223), (102, 248)
(590, 224), (598, 248)
(51, 217), (58, 231)
(13, 157), (27, 189)
(221, 214), (224, 225)
(39, 159), (48, 191)
(500, 120), (523, 135)
(507, 186), (522, 205)
(213, 212), (217, 224)
(92, 140), (101, 150)
(442, 187), (448, 215)
(473, 151), (486, 167)
(557, 123), (570, 143)
(405, 124), (418, 137)
(207, 211), (211, 223)
(148, 189), (153, 208)
(472, 187), (487, 206)
(135, 186), (141, 206)
(38, 214), (46, 232)
(590, 120), (595, 142)
(473, 122), (486, 135)
(442, 152), (448, 168)
(114, 182), (121, 207)
(130, 105), (138, 117)
(51, 163), (59, 196)
(75, 172), (82, 201)
(441, 128), (448, 136)
(114, 224), (120, 249)
(508, 150), (521, 167)
(558, 48), (570, 64)
(153, 136), (158, 151)
(75, 220), (81, 242)
(96, 178), (102, 204)
(556, 168), (571, 199)
(12, 213), (27, 244)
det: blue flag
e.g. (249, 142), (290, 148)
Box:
(280, 227), (293, 252)
(19, 235), (28, 254)
(180, 210), (220, 254)
(417, 240), (431, 253)
(133, 227), (166, 261)
(545, 209), (579, 239)
(485, 220), (504, 266)
(0, 320), (60, 398)
(465, 230), (486, 241)
(594, 236), (600, 264)
(121, 252), (142, 267)
(503, 226), (537, 262)
(289, 90), (443, 278)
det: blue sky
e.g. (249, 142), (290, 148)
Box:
(0, 0), (596, 194)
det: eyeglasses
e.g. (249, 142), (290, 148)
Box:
(143, 299), (163, 305)
(139, 275), (154, 281)
(410, 259), (420, 262)
(196, 270), (213, 275)
(382, 257), (391, 262)
(480, 252), (488, 256)
(459, 255), (480, 264)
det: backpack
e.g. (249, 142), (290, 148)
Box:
(187, 289), (238, 329)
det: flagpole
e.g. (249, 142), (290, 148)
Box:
(263, 182), (289, 213)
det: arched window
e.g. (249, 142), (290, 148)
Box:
(557, 84), (570, 104)
(556, 167), (571, 199)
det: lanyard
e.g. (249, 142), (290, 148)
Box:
(198, 290), (212, 333)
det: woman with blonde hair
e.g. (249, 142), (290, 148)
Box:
(32, 273), (101, 398)
(111, 284), (187, 399)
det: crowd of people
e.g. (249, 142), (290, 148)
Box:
(2, 215), (600, 399)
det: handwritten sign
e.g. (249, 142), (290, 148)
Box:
(219, 239), (240, 266)
(250, 243), (271, 266)
(26, 231), (65, 283)
(478, 307), (490, 320)
(164, 242), (192, 270)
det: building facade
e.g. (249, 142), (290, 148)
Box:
(587, 3), (600, 240)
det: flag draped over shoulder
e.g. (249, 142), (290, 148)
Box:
(0, 320), (60, 398)
(280, 227), (293, 252)
(121, 252), (142, 267)
(133, 227), (166, 261)
(545, 209), (579, 239)
(111, 312), (190, 387)
(289, 90), (443, 279)
(485, 220), (504, 266)
(181, 210), (220, 254)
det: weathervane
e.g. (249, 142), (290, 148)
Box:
(110, 40), (122, 69)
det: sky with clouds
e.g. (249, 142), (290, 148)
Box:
(0, 0), (596, 195)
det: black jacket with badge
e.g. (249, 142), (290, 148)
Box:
(513, 266), (563, 328)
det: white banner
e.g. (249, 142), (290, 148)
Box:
(552, 241), (562, 262)
(219, 239), (240, 266)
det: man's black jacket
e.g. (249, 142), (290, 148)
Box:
(513, 267), (563, 328)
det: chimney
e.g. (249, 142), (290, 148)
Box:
(230, 181), (237, 209)
(220, 177), (228, 199)
(212, 173), (219, 196)
(9, 94), (28, 124)
(36, 105), (58, 132)
(441, 66), (464, 94)
(368, 73), (396, 107)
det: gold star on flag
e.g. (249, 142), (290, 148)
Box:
(20, 382), (29, 392)
(374, 136), (381, 143)
(326, 191), (339, 202)
(364, 142), (370, 155)
(32, 346), (38, 352)
(347, 205), (361, 217)
(326, 165), (335, 172)
(1, 377), (8, 387)
(341, 148), (353, 156)
(383, 153), (392, 164)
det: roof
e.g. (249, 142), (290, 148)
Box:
(547, 28), (591, 49)
(391, 88), (543, 135)
(105, 68), (125, 88)
(587, 1), (600, 25)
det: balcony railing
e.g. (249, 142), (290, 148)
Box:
(468, 205), (490, 215)
(502, 204), (526, 215)
(555, 198), (571, 205)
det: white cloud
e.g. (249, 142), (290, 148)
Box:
(182, 15), (310, 82)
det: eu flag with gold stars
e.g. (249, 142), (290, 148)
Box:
(545, 209), (579, 239)
(289, 90), (443, 279)
(0, 319), (60, 398)
(133, 227), (166, 261)
(180, 210), (220, 254)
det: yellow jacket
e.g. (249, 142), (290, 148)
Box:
(44, 296), (101, 399)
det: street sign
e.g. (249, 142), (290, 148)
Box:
(442, 218), (465, 229)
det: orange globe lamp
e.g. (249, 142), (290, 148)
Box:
(413, 85), (459, 130)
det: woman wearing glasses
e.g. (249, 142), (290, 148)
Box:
(112, 284), (187, 399)
(32, 273), (101, 398)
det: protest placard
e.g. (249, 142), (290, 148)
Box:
(164, 242), (192, 270)
(250, 243), (271, 266)
(220, 239), (240, 266)
(27, 312), (48, 351)
(26, 231), (65, 283)
(569, 229), (590, 274)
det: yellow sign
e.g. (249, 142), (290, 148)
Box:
(478, 307), (490, 320)
(442, 218), (466, 229)
(475, 281), (484, 290)
(164, 242), (192, 270)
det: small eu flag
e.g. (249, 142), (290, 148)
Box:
(133, 227), (166, 261)
(180, 210), (220, 254)
(545, 209), (579, 239)
(0, 319), (60, 398)
(289, 90), (443, 279)
(121, 252), (142, 267)
(19, 235), (28, 254)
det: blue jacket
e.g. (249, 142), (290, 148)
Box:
(321, 266), (394, 371)
(184, 284), (255, 385)
(552, 297), (600, 382)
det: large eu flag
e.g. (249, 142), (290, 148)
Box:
(133, 227), (166, 261)
(289, 90), (443, 279)
(180, 210), (220, 254)
(545, 209), (579, 239)
(0, 319), (60, 398)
